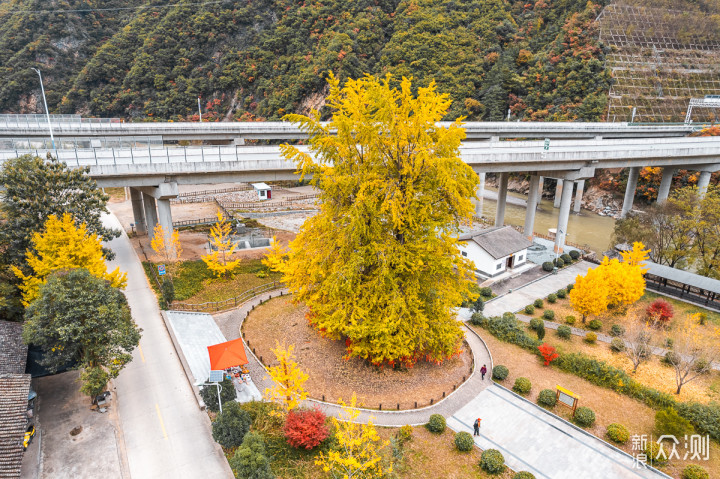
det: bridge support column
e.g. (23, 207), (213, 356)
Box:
(524, 175), (540, 240)
(495, 172), (509, 227)
(130, 188), (147, 235)
(475, 172), (486, 217)
(657, 167), (675, 203)
(573, 180), (585, 214)
(620, 166), (640, 219)
(553, 179), (563, 208)
(156, 199), (176, 259)
(554, 178), (575, 253)
(143, 195), (159, 240)
(537, 176), (544, 203)
(233, 137), (245, 146)
(697, 170), (712, 198)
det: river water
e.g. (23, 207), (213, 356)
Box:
(478, 188), (618, 254)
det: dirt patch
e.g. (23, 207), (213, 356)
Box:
(242, 296), (473, 410)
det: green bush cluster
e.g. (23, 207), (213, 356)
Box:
(588, 319), (602, 331)
(533, 298), (544, 308)
(229, 432), (274, 479)
(513, 472), (536, 479)
(542, 310), (555, 321)
(574, 407), (596, 427)
(542, 262), (554, 272)
(663, 350), (679, 366)
(454, 431), (475, 452)
(584, 332), (597, 344)
(212, 402), (252, 448)
(547, 293), (557, 304)
(512, 377), (532, 395)
(682, 464), (709, 479)
(479, 449), (505, 474)
(492, 365), (509, 381)
(610, 337), (625, 352)
(556, 325), (572, 339)
(555, 258), (565, 268)
(565, 315), (576, 325)
(426, 414), (446, 433)
(644, 441), (667, 466)
(486, 314), (542, 351)
(606, 423), (629, 444)
(470, 312), (487, 327)
(397, 425), (413, 444)
(537, 389), (557, 407)
(479, 287), (493, 298)
(529, 318), (543, 331)
(566, 284), (574, 292)
(200, 377), (237, 412)
(556, 289), (567, 299)
(610, 324), (625, 337)
(569, 250), (581, 260)
(560, 253), (572, 264)
(655, 408), (695, 437)
(524, 304), (535, 314)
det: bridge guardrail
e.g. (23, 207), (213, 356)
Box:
(171, 281), (283, 313)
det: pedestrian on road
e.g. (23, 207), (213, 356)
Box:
(473, 417), (481, 436)
(480, 364), (487, 380)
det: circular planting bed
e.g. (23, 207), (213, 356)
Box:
(242, 296), (473, 410)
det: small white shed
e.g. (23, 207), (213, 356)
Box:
(459, 226), (533, 278)
(251, 182), (272, 200)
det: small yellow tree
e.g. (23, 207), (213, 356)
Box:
(620, 241), (650, 274)
(264, 341), (309, 414)
(262, 236), (288, 272)
(13, 214), (127, 305)
(316, 393), (391, 479)
(597, 257), (645, 308)
(202, 212), (241, 278)
(569, 267), (609, 323)
(151, 223), (182, 263)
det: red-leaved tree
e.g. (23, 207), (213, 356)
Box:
(538, 343), (559, 366)
(646, 298), (674, 325)
(283, 407), (329, 450)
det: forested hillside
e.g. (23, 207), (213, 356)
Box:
(0, 0), (615, 121)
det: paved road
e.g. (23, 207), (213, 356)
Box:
(104, 213), (232, 479)
(448, 384), (669, 479)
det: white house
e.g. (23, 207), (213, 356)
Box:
(251, 182), (272, 200)
(458, 226), (533, 278)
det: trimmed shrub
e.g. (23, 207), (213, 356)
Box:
(537, 389), (557, 407)
(655, 407), (694, 437)
(480, 449), (505, 474)
(536, 323), (546, 341)
(644, 441), (667, 466)
(229, 432), (274, 479)
(588, 319), (602, 331)
(542, 261), (554, 272)
(569, 250), (581, 260)
(513, 473), (536, 479)
(492, 365), (509, 381)
(610, 324), (625, 337)
(524, 304), (535, 315)
(479, 287), (493, 298)
(426, 414), (446, 434)
(212, 402), (252, 449)
(397, 425), (413, 444)
(556, 289), (567, 299)
(566, 283), (574, 292)
(472, 297), (485, 313)
(455, 431), (475, 452)
(533, 298), (544, 308)
(682, 465), (709, 479)
(606, 423), (629, 444)
(554, 258), (565, 268)
(560, 253), (572, 264)
(529, 318), (543, 331)
(470, 312), (487, 327)
(584, 332), (597, 344)
(565, 315), (576, 325)
(200, 377), (237, 412)
(486, 315), (541, 350)
(663, 350), (680, 366)
(547, 293), (557, 304)
(646, 298), (674, 324)
(542, 310), (555, 321)
(694, 358), (710, 373)
(574, 407), (596, 427)
(610, 337), (625, 352)
(557, 325), (572, 339)
(513, 377), (532, 395)
(283, 407), (329, 450)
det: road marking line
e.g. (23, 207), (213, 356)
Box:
(155, 403), (168, 440)
(138, 344), (146, 363)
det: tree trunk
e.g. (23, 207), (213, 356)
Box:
(676, 383), (682, 395)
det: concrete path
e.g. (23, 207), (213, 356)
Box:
(447, 384), (668, 479)
(104, 213), (232, 479)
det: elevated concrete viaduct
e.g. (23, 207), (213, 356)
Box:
(4, 135), (720, 254)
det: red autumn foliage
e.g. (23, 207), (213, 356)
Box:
(538, 343), (559, 366)
(283, 407), (329, 450)
(646, 298), (674, 325)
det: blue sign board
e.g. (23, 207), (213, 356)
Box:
(158, 264), (166, 276)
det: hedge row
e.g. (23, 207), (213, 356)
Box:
(478, 315), (720, 441)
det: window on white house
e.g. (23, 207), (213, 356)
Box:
(461, 251), (467, 257)
(518, 255), (524, 261)
(260, 190), (266, 198)
(496, 263), (502, 270)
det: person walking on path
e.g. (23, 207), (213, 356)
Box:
(480, 364), (487, 380)
(473, 417), (481, 436)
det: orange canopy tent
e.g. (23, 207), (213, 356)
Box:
(207, 338), (249, 370)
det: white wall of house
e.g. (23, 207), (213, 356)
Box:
(459, 242), (529, 277)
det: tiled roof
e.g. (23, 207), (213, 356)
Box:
(0, 374), (31, 479)
(0, 321), (27, 375)
(459, 226), (533, 260)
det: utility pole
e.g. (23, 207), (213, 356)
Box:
(198, 97), (202, 122)
(31, 68), (55, 150)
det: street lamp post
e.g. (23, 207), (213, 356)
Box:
(30, 68), (55, 150)
(198, 97), (202, 122)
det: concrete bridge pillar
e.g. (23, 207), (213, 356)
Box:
(553, 179), (563, 208)
(697, 170), (712, 197)
(573, 180), (585, 214)
(657, 167), (675, 203)
(130, 188), (147, 235)
(475, 172), (486, 217)
(537, 176), (544, 203)
(143, 195), (159, 239)
(495, 172), (509, 227)
(524, 175), (541, 239)
(233, 137), (245, 146)
(156, 199), (175, 259)
(620, 166), (640, 219)
(554, 178), (575, 253)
